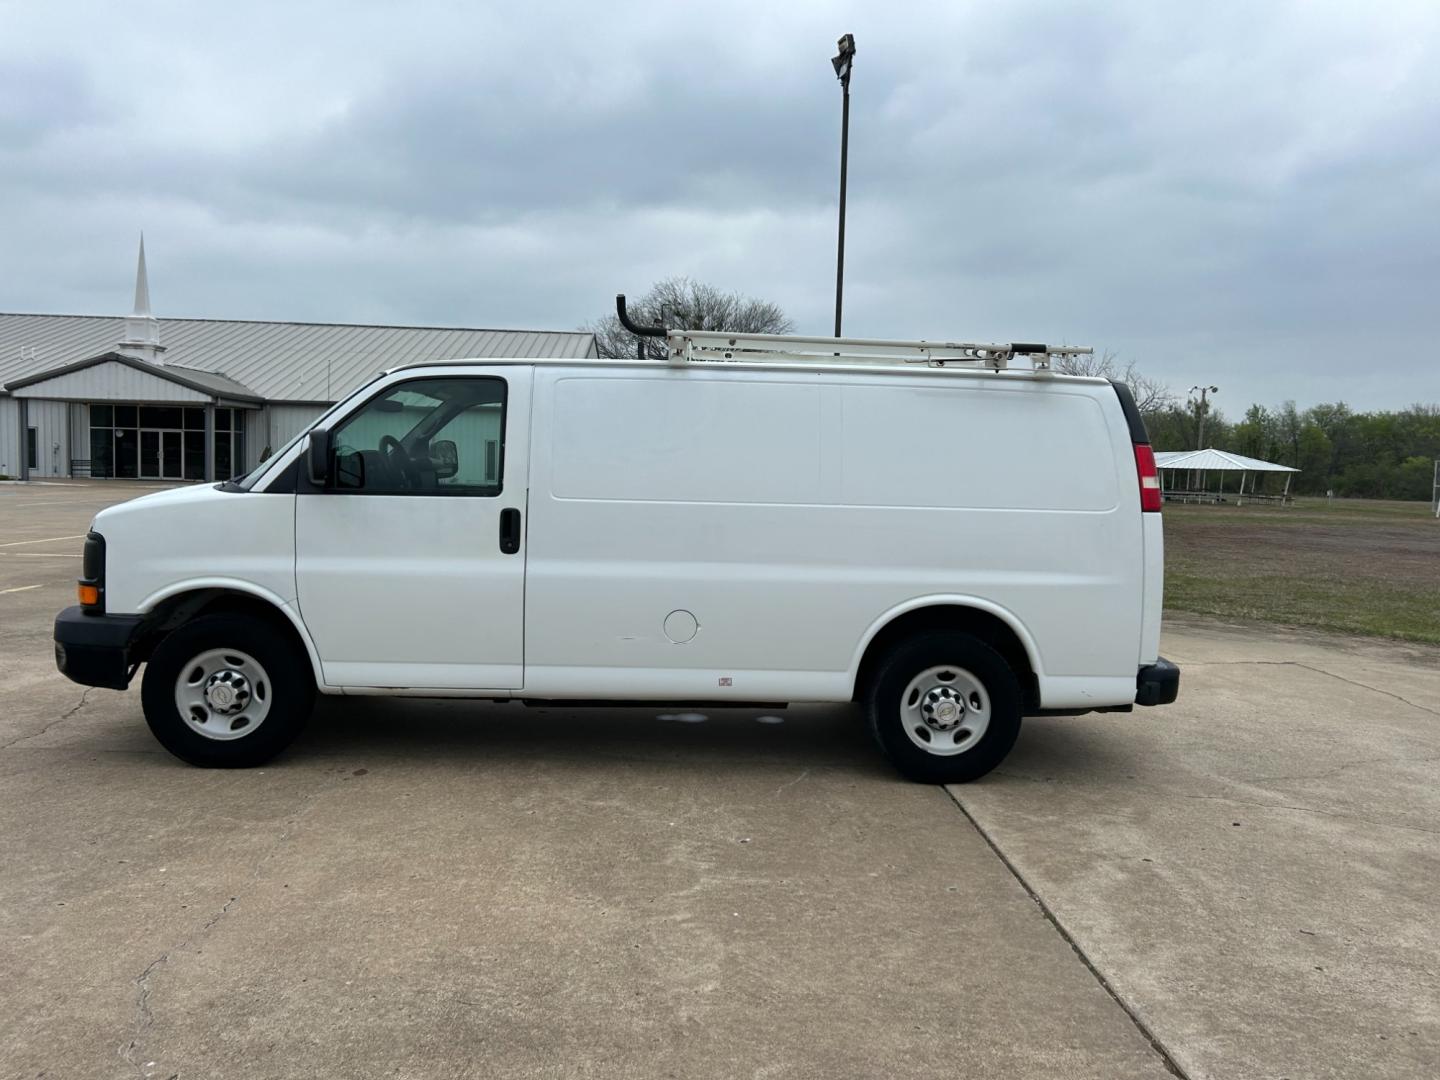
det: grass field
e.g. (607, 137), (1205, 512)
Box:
(1163, 496), (1440, 644)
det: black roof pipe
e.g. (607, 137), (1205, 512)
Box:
(615, 294), (666, 337)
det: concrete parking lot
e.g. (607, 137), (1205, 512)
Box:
(2, 481), (1437, 1080)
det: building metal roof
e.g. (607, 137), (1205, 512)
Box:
(0, 313), (598, 403)
(1154, 448), (1300, 473)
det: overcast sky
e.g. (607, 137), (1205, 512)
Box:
(2, 0), (1437, 412)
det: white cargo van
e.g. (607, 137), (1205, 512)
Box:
(53, 321), (1178, 783)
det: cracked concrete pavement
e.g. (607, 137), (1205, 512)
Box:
(954, 621), (1440, 1080)
(2, 481), (1438, 1079)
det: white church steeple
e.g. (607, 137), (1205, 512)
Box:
(118, 233), (166, 365)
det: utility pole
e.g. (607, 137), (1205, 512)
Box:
(1189, 385), (1218, 493)
(831, 33), (856, 338)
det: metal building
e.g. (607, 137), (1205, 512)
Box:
(0, 241), (598, 481)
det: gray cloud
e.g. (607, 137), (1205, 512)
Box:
(2, 0), (1438, 411)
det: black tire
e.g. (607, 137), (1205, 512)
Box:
(141, 613), (315, 767)
(865, 631), (1023, 784)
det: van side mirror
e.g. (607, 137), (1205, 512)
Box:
(307, 427), (331, 486)
(431, 439), (458, 480)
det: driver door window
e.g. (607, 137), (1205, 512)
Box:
(329, 377), (507, 495)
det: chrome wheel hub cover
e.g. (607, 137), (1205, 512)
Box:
(924, 687), (966, 730)
(203, 670), (252, 715)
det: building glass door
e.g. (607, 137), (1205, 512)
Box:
(139, 429), (186, 480)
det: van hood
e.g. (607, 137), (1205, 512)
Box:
(92, 483), (234, 530)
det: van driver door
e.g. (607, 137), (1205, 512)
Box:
(294, 368), (530, 690)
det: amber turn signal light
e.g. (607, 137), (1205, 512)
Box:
(78, 583), (100, 607)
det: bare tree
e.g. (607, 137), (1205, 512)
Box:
(587, 276), (793, 359)
(1051, 349), (1175, 413)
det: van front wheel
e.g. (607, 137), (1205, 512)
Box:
(866, 632), (1022, 783)
(141, 613), (314, 767)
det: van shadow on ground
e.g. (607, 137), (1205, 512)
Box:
(294, 696), (889, 775)
(289, 696), (1123, 781)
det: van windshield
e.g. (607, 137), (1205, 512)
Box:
(227, 427), (311, 490)
(224, 380), (379, 491)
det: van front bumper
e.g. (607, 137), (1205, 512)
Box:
(1135, 657), (1180, 706)
(53, 606), (144, 691)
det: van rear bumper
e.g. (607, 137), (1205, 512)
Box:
(1135, 657), (1180, 706)
(53, 606), (143, 691)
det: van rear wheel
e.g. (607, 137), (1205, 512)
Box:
(141, 613), (314, 767)
(866, 632), (1022, 783)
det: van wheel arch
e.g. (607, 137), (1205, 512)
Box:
(135, 589), (318, 683)
(853, 605), (1038, 710)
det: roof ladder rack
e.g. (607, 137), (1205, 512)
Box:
(666, 329), (1091, 372)
(612, 295), (1092, 373)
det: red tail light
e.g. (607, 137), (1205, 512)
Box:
(1134, 444), (1162, 512)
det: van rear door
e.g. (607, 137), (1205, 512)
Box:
(294, 367), (530, 690)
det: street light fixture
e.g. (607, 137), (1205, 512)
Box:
(831, 32), (856, 338)
(832, 32), (855, 80)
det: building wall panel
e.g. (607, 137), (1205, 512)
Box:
(23, 400), (72, 477)
(245, 408), (269, 471)
(12, 362), (209, 403)
(0, 398), (19, 478)
(71, 403), (88, 463)
(268, 404), (326, 456)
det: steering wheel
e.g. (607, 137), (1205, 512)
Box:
(377, 435), (420, 488)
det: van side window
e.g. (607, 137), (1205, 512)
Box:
(328, 377), (507, 495)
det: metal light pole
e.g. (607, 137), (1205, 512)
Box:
(1190, 385), (1219, 448)
(1189, 385), (1218, 494)
(831, 33), (856, 338)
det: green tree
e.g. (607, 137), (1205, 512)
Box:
(1144, 404), (1194, 450)
(1396, 456), (1435, 501)
(1232, 404), (1274, 459)
(1274, 402), (1304, 467)
(1295, 423), (1332, 492)
(1209, 399), (1440, 498)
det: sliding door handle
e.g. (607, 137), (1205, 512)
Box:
(499, 507), (522, 554)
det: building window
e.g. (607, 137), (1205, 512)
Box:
(184, 430), (205, 479)
(140, 405), (184, 429)
(211, 408), (248, 480)
(88, 403), (206, 480)
(27, 428), (37, 470)
(89, 424), (114, 478)
(115, 429), (138, 478)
